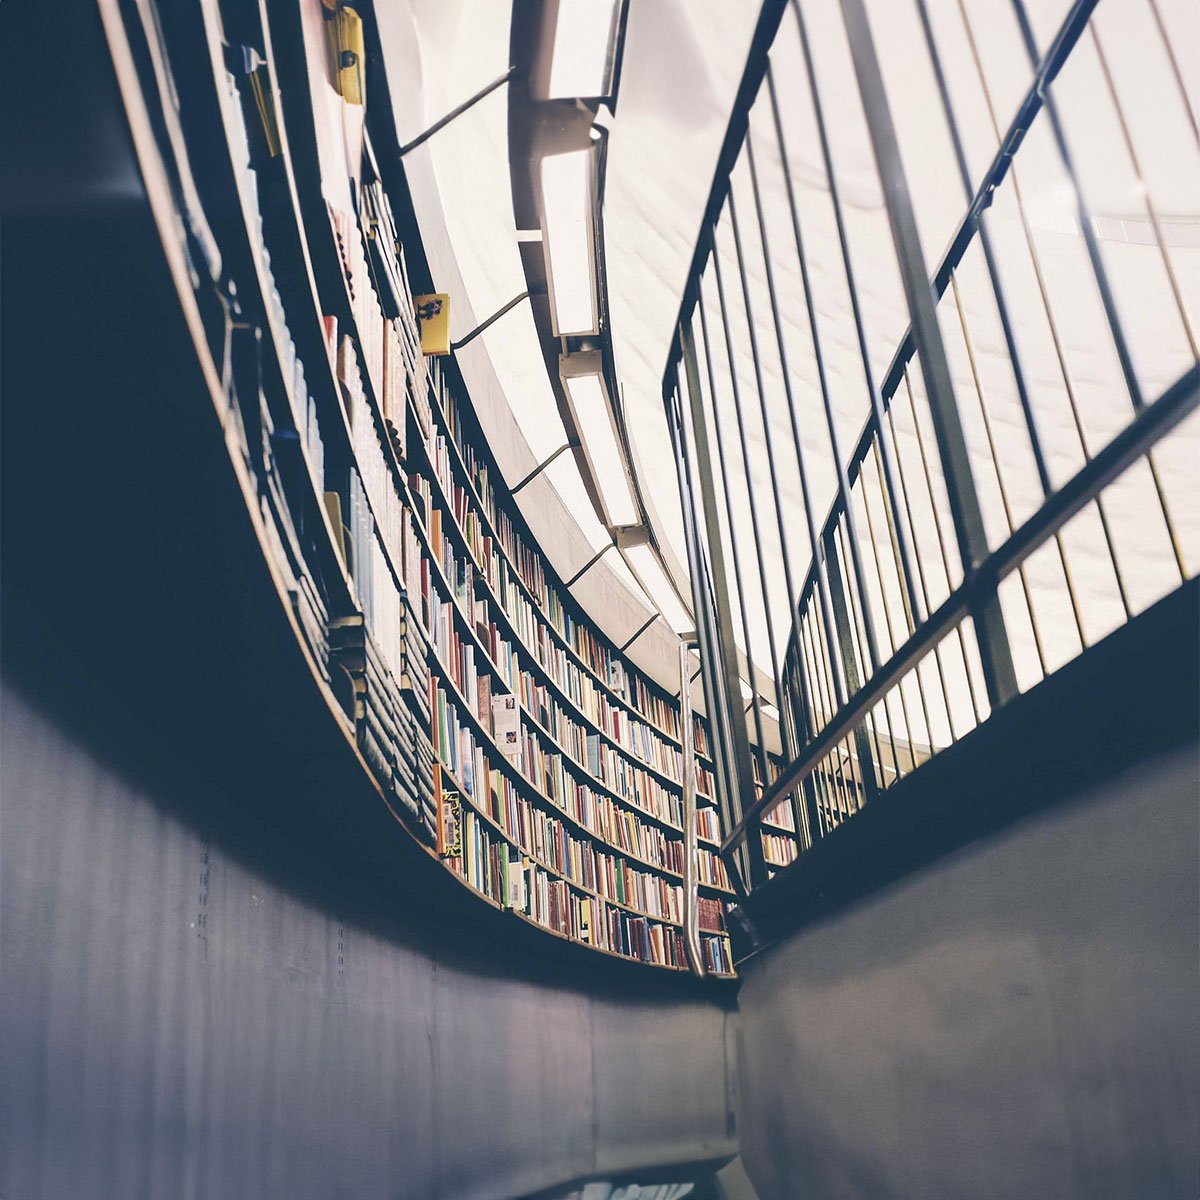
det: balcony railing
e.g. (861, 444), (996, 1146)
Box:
(662, 0), (1199, 894)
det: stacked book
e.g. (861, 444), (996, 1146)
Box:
(394, 682), (437, 845)
(328, 613), (434, 844)
(701, 934), (734, 975)
(360, 178), (425, 451)
(234, 334), (328, 678)
(697, 896), (727, 934)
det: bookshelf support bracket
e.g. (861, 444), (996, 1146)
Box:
(509, 439), (580, 496)
(399, 66), (519, 157)
(618, 612), (660, 654)
(565, 541), (615, 588)
(450, 288), (543, 352)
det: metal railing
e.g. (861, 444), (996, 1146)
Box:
(663, 0), (1199, 894)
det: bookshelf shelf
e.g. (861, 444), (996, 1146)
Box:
(99, 0), (767, 976)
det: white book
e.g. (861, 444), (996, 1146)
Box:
(492, 695), (522, 770)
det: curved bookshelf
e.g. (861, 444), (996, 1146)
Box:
(101, 0), (766, 976)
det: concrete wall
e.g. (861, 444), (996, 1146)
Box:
(0, 681), (735, 1200)
(734, 741), (1198, 1200)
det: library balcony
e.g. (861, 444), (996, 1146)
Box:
(1, 1), (1195, 1198)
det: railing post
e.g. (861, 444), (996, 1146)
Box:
(838, 0), (1018, 709)
(665, 392), (747, 894)
(823, 528), (880, 803)
(678, 639), (706, 977)
(669, 321), (768, 891)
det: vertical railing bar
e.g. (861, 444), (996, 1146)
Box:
(801, 610), (834, 791)
(750, 90), (888, 688)
(884, 400), (959, 743)
(801, 606), (840, 812)
(666, 373), (751, 896)
(1008, 1), (1137, 408)
(955, 0), (1134, 624)
(872, 436), (917, 637)
(822, 524), (883, 800)
(677, 322), (769, 890)
(849, 734), (868, 810)
(1146, 0), (1200, 148)
(1010, 0), (1186, 582)
(723, 185), (821, 703)
(786, 656), (820, 850)
(786, 1), (924, 632)
(693, 286), (775, 784)
(830, 739), (849, 825)
(1088, 29), (1196, 360)
(838, 0), (1018, 709)
(801, 605), (829, 739)
(708, 237), (794, 730)
(870, 440), (937, 751)
(857, 463), (924, 764)
(811, 585), (859, 817)
(810, 581), (843, 750)
(948, 271), (1051, 678)
(834, 515), (904, 785)
(793, 631), (829, 840)
(1088, 20), (1193, 580)
(678, 639), (706, 978)
(902, 363), (983, 727)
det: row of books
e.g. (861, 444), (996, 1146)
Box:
(700, 932), (734, 975)
(518, 671), (688, 823)
(329, 201), (385, 401)
(432, 684), (686, 880)
(334, 331), (405, 578)
(443, 799), (688, 967)
(257, 389), (331, 680)
(763, 832), (800, 869)
(697, 896), (727, 934)
(328, 185), (430, 481)
(698, 849), (732, 893)
(141, 0), (733, 970)
(763, 799), (798, 833)
(696, 806), (723, 845)
(359, 177), (427, 445)
(341, 469), (405, 684)
(221, 58), (326, 500)
(329, 614), (436, 841)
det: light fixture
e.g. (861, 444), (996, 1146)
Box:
(624, 543), (694, 635)
(560, 352), (639, 527)
(547, 0), (623, 100)
(540, 149), (598, 336)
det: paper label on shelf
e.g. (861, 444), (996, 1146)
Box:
(414, 294), (450, 356)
